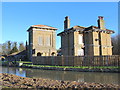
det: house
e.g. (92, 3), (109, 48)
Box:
(57, 16), (114, 56)
(27, 25), (57, 60)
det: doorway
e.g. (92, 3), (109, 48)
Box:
(37, 52), (42, 56)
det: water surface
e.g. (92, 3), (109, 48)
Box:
(1, 66), (120, 84)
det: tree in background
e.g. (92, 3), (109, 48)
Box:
(10, 42), (18, 54)
(1, 35), (120, 55)
(19, 42), (25, 52)
(2, 43), (7, 55)
(1, 41), (26, 55)
(112, 34), (120, 55)
(1, 41), (12, 55)
(7, 41), (12, 55)
(0, 44), (3, 55)
(118, 35), (120, 55)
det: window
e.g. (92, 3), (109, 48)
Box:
(78, 49), (84, 56)
(46, 36), (50, 46)
(38, 36), (43, 45)
(78, 34), (83, 44)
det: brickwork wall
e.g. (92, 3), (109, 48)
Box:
(28, 28), (57, 59)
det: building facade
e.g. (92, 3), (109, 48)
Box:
(58, 16), (114, 56)
(27, 25), (57, 60)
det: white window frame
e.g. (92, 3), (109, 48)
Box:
(38, 36), (43, 45)
(78, 34), (83, 44)
(78, 49), (84, 56)
(46, 36), (50, 46)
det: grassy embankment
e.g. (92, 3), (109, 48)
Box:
(19, 61), (119, 69)
(1, 61), (119, 69)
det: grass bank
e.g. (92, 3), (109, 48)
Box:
(1, 61), (119, 72)
(1, 61), (119, 69)
(20, 61), (119, 69)
(21, 64), (120, 73)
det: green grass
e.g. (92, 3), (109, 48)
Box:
(0, 61), (32, 64)
(22, 64), (120, 69)
(2, 86), (10, 88)
(1, 60), (119, 69)
(16, 61), (32, 64)
(0, 60), (9, 65)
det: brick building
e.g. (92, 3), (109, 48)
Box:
(57, 16), (114, 56)
(27, 25), (57, 60)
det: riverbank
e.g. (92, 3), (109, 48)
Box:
(1, 61), (120, 73)
(1, 73), (120, 89)
(21, 64), (120, 73)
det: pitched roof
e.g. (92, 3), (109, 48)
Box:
(32, 25), (57, 30)
(8, 50), (26, 56)
(73, 25), (86, 29)
(57, 25), (114, 36)
(57, 25), (86, 36)
(63, 25), (86, 31)
(27, 25), (57, 31)
(85, 26), (115, 33)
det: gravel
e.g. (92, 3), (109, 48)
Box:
(0, 73), (119, 89)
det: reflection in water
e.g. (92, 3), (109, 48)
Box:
(2, 66), (26, 77)
(1, 66), (120, 84)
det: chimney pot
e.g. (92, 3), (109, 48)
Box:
(65, 16), (69, 19)
(64, 16), (70, 30)
(97, 16), (105, 30)
(98, 16), (104, 19)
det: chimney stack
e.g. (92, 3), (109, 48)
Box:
(97, 16), (105, 30)
(26, 40), (28, 50)
(64, 16), (70, 30)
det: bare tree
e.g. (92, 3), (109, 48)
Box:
(2, 41), (20, 55)
(112, 34), (120, 55)
(118, 34), (120, 55)
(19, 42), (25, 52)
(10, 42), (18, 54)
(7, 41), (12, 55)
(2, 41), (12, 55)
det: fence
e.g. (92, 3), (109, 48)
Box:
(32, 55), (120, 67)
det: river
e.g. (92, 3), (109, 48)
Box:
(1, 66), (120, 84)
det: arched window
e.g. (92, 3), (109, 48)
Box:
(37, 52), (42, 56)
(51, 52), (55, 56)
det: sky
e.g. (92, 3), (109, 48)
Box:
(2, 2), (118, 49)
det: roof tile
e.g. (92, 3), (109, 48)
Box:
(32, 25), (57, 30)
